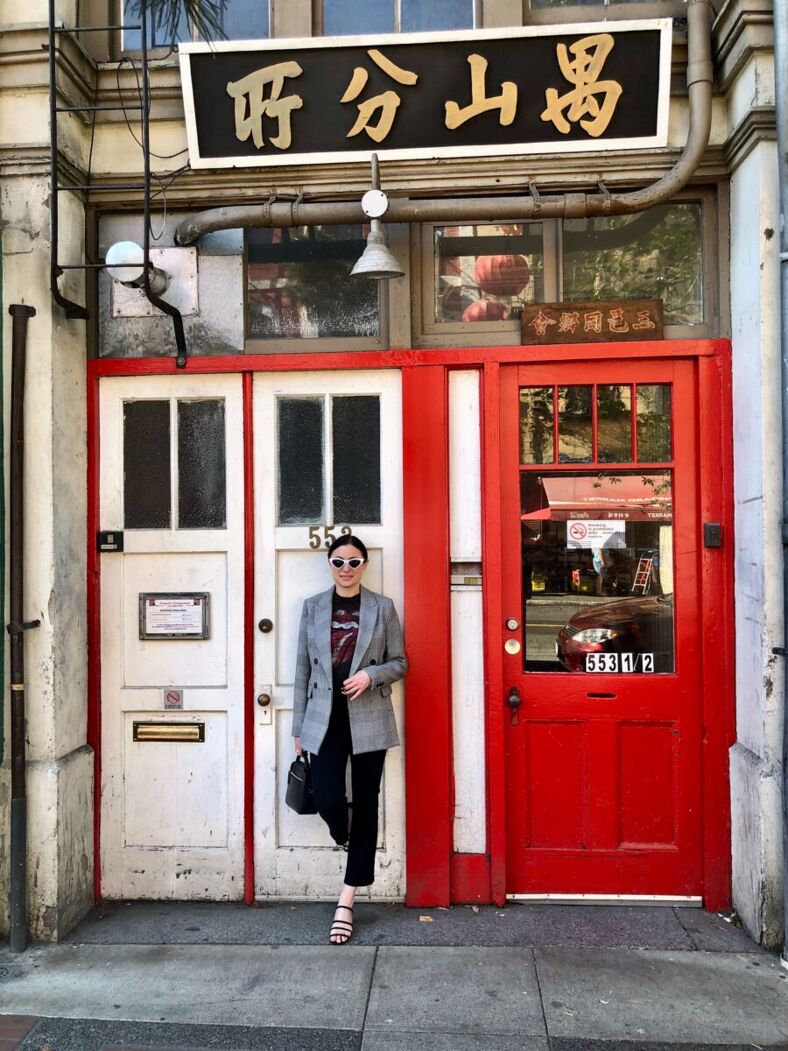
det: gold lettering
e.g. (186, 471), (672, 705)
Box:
(341, 49), (418, 143)
(528, 309), (557, 337)
(226, 61), (304, 151)
(445, 54), (517, 129)
(632, 309), (657, 331)
(541, 34), (622, 138)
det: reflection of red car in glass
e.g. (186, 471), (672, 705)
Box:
(556, 595), (674, 672)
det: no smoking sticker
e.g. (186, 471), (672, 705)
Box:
(164, 689), (183, 710)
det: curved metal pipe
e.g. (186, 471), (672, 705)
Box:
(176, 0), (713, 246)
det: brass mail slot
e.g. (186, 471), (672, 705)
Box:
(133, 721), (205, 743)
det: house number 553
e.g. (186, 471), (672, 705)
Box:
(308, 525), (353, 549)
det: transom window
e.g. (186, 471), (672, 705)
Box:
(422, 199), (712, 344)
(246, 226), (379, 342)
(321, 0), (474, 35)
(122, 0), (270, 49)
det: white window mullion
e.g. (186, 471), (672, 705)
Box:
(325, 394), (334, 527)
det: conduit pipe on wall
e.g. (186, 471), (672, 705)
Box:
(7, 305), (41, 955)
(773, 0), (788, 968)
(176, 0), (713, 247)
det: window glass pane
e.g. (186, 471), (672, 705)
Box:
(637, 384), (672, 462)
(278, 399), (324, 525)
(530, 0), (683, 5)
(597, 385), (632, 463)
(324, 0), (394, 34)
(123, 3), (190, 49)
(401, 0), (473, 30)
(435, 224), (544, 324)
(521, 471), (674, 674)
(558, 386), (593, 463)
(177, 401), (227, 529)
(520, 387), (554, 465)
(247, 226), (379, 340)
(223, 0), (269, 39)
(124, 401), (171, 528)
(562, 204), (704, 327)
(332, 397), (381, 524)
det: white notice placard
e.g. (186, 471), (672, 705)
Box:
(566, 519), (627, 550)
(139, 593), (210, 640)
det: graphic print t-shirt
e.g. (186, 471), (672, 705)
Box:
(331, 591), (361, 696)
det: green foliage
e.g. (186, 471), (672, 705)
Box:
(563, 205), (704, 326)
(128, 0), (228, 43)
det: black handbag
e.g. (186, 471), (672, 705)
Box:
(285, 755), (318, 814)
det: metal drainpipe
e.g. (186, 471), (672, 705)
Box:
(774, 0), (788, 969)
(176, 0), (713, 246)
(7, 305), (41, 954)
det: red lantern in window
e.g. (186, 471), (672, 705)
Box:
(474, 254), (531, 297)
(462, 299), (509, 322)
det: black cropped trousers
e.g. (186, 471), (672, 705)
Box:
(309, 693), (386, 888)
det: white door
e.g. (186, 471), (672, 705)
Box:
(100, 375), (245, 898)
(253, 370), (405, 900)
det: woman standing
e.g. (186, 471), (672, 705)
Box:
(292, 535), (407, 944)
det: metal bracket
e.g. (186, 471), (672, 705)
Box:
(6, 620), (41, 637)
(597, 178), (612, 214)
(527, 179), (541, 219)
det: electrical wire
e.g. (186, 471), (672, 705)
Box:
(115, 55), (189, 160)
(113, 54), (191, 240)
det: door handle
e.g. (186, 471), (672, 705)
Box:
(257, 693), (271, 708)
(506, 686), (522, 726)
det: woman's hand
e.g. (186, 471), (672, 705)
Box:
(342, 670), (372, 701)
(294, 736), (304, 756)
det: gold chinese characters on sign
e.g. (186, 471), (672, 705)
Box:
(224, 34), (623, 152)
(522, 300), (664, 345)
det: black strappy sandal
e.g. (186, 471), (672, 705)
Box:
(329, 905), (354, 945)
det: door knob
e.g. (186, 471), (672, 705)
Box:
(506, 686), (522, 726)
(258, 618), (273, 633)
(257, 693), (271, 707)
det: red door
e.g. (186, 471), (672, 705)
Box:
(500, 359), (703, 896)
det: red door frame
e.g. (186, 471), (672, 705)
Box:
(87, 338), (733, 910)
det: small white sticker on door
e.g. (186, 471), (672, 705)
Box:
(585, 653), (655, 673)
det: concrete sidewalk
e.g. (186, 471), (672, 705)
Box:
(0, 903), (786, 1050)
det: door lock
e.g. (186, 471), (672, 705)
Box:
(506, 686), (523, 726)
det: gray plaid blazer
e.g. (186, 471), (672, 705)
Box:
(292, 585), (407, 755)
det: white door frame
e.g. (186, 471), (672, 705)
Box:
(253, 369), (405, 900)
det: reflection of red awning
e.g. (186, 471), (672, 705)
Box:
(522, 474), (672, 522)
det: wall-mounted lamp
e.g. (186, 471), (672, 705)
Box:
(351, 155), (404, 281)
(105, 240), (172, 296)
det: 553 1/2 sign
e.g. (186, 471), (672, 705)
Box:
(586, 652), (655, 673)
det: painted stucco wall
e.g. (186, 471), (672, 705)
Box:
(0, 135), (93, 938)
(726, 46), (785, 947)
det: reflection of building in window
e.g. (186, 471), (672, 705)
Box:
(520, 471), (675, 674)
(435, 224), (543, 323)
(247, 226), (378, 340)
(563, 205), (704, 326)
(323, 0), (474, 35)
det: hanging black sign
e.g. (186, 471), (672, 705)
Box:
(180, 20), (671, 169)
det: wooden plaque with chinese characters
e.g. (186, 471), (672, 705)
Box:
(521, 299), (664, 345)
